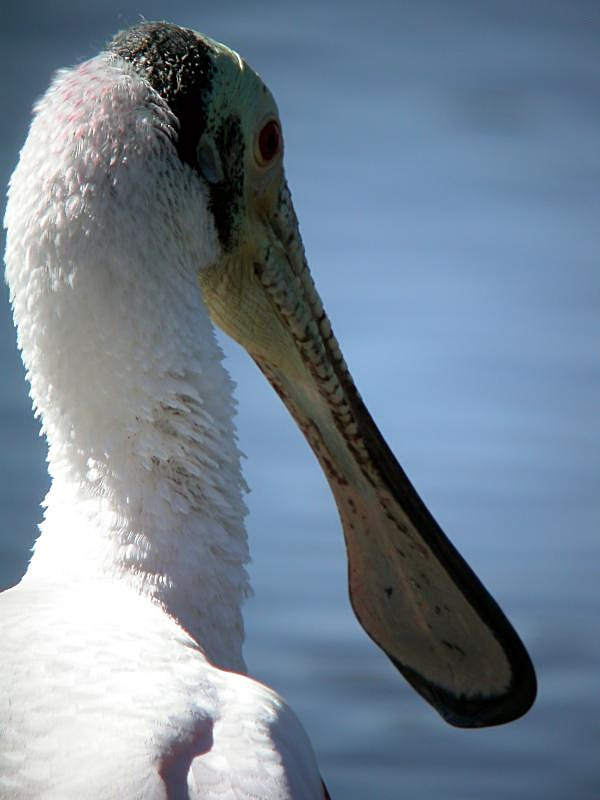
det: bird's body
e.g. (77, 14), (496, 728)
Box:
(1, 582), (321, 798)
(2, 22), (535, 799)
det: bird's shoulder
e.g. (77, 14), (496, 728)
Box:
(184, 669), (324, 799)
(0, 581), (325, 799)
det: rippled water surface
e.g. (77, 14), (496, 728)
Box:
(1, 3), (598, 798)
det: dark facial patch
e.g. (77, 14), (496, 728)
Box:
(109, 22), (245, 252)
(109, 23), (215, 167)
(209, 115), (244, 251)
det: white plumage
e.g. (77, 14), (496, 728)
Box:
(2, 45), (323, 799)
(1, 582), (322, 798)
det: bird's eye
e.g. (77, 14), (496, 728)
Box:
(255, 119), (281, 166)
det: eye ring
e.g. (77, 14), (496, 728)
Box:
(255, 118), (281, 167)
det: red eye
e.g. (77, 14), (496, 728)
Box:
(257, 119), (281, 165)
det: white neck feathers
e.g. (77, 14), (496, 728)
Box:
(4, 55), (249, 669)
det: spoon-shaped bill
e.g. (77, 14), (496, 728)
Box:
(200, 181), (536, 727)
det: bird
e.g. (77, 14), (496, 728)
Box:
(1, 21), (536, 799)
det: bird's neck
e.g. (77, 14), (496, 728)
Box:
(5, 56), (250, 669)
(24, 272), (250, 669)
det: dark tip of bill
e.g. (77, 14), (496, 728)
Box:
(396, 657), (537, 729)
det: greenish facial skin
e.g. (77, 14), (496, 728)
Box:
(188, 30), (537, 729)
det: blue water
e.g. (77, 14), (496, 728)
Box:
(1, 2), (599, 797)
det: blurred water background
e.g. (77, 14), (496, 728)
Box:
(1, 2), (598, 798)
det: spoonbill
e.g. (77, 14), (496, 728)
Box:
(1, 21), (536, 799)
